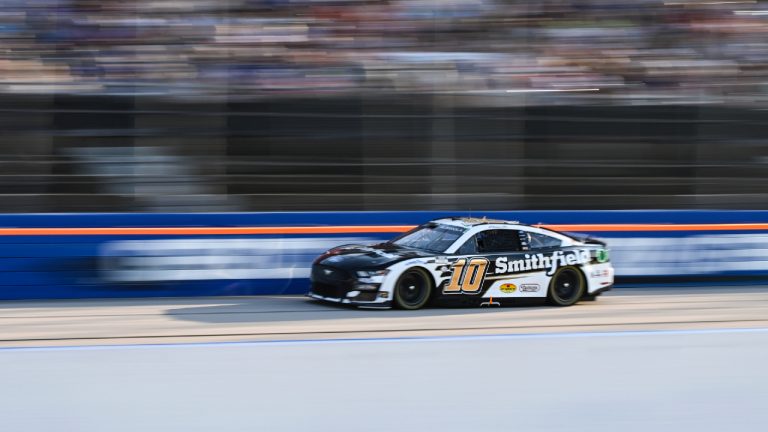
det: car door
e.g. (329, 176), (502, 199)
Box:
(443, 228), (527, 296)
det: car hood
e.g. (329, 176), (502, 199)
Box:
(316, 243), (434, 271)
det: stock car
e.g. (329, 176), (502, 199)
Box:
(308, 217), (613, 309)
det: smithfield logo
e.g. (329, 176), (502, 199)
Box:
(499, 283), (517, 293)
(494, 250), (590, 276)
(520, 284), (540, 292)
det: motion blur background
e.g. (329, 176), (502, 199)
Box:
(4, 6), (768, 431)
(1, 0), (768, 212)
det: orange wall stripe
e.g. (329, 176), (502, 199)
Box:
(540, 223), (768, 232)
(0, 225), (416, 236)
(0, 223), (764, 236)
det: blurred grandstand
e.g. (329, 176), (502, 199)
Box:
(1, 0), (767, 211)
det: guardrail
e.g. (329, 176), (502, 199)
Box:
(0, 211), (766, 300)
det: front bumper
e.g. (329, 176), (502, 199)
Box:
(309, 264), (392, 308)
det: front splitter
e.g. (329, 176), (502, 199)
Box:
(307, 292), (392, 309)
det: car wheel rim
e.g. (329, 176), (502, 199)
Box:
(398, 272), (427, 305)
(554, 269), (580, 302)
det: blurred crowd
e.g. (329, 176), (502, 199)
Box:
(2, 0), (768, 104)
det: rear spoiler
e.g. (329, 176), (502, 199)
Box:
(566, 233), (607, 247)
(535, 224), (607, 246)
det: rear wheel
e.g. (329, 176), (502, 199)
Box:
(547, 266), (585, 306)
(393, 268), (432, 310)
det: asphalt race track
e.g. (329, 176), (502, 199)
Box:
(2, 287), (768, 431)
(1, 287), (768, 346)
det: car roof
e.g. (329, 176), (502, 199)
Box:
(431, 217), (579, 252)
(432, 216), (522, 228)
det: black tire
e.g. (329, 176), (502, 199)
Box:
(547, 266), (586, 306)
(393, 268), (432, 310)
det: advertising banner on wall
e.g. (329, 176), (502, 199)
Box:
(0, 211), (765, 299)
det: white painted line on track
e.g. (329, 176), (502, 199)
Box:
(3, 326), (768, 353)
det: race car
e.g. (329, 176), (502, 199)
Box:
(308, 217), (613, 309)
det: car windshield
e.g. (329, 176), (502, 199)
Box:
(391, 223), (466, 253)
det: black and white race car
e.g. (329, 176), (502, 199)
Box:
(308, 217), (613, 309)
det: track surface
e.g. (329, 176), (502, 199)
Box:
(1, 286), (768, 347)
(2, 287), (768, 432)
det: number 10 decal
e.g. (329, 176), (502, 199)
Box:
(443, 257), (490, 294)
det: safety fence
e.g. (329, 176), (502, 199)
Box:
(0, 211), (766, 300)
(3, 96), (768, 213)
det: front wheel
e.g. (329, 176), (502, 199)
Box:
(393, 268), (432, 310)
(547, 266), (586, 306)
